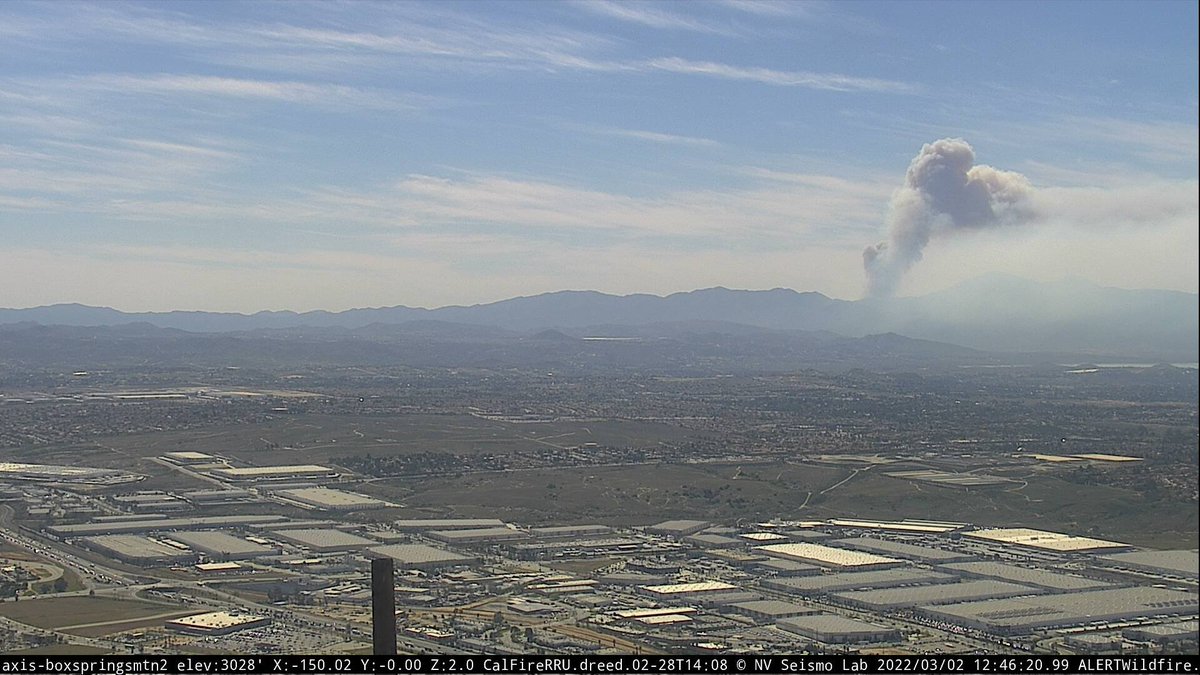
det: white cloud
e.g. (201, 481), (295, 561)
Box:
(79, 74), (423, 111)
(574, 0), (736, 35)
(563, 123), (721, 147)
(643, 57), (915, 93)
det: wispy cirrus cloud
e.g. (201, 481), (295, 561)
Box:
(644, 57), (916, 93)
(717, 0), (817, 18)
(77, 74), (426, 111)
(567, 123), (721, 147)
(1, 1), (914, 96)
(573, 0), (737, 36)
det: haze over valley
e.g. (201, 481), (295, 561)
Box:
(0, 0), (1195, 660)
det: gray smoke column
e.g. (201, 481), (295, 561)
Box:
(864, 138), (1034, 296)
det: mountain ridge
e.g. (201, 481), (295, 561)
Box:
(1, 275), (1195, 360)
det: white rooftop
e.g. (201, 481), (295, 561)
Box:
(964, 527), (1128, 552)
(758, 542), (903, 567)
(167, 610), (266, 630)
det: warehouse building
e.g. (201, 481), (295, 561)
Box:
(728, 600), (818, 622)
(752, 558), (822, 577)
(251, 519), (340, 531)
(161, 451), (216, 465)
(274, 487), (393, 511)
(831, 579), (1044, 610)
(367, 544), (476, 570)
(783, 530), (834, 542)
(195, 561), (244, 574)
(1099, 549), (1198, 580)
(529, 525), (612, 539)
(0, 461), (141, 485)
(938, 561), (1112, 592)
(829, 537), (974, 564)
(166, 610), (269, 635)
(614, 607), (699, 627)
(646, 520), (711, 537)
(111, 491), (191, 512)
(1062, 633), (1123, 654)
(757, 543), (904, 570)
(827, 518), (963, 534)
(1123, 620), (1198, 645)
(427, 527), (529, 545)
(708, 549), (763, 565)
(762, 568), (955, 596)
(393, 518), (506, 531)
(168, 531), (277, 561)
(511, 537), (644, 561)
(48, 515), (287, 538)
(271, 528), (376, 552)
(962, 528), (1130, 553)
(640, 581), (740, 602)
(776, 613), (900, 644)
(82, 534), (197, 566)
(741, 532), (789, 543)
(180, 488), (254, 504)
(597, 572), (671, 586)
(919, 586), (1199, 636)
(211, 464), (338, 482)
(685, 533), (741, 549)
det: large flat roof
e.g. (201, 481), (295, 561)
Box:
(166, 611), (266, 630)
(83, 534), (192, 560)
(963, 527), (1128, 552)
(642, 581), (738, 595)
(939, 561), (1112, 591)
(272, 528), (375, 550)
(728, 600), (814, 617)
(614, 607), (699, 619)
(530, 525), (612, 537)
(828, 518), (962, 533)
(646, 520), (711, 534)
(163, 451), (214, 460)
(168, 531), (274, 557)
(368, 544), (474, 567)
(276, 487), (392, 509)
(49, 515), (287, 537)
(213, 464), (334, 477)
(763, 568), (955, 595)
(829, 537), (973, 563)
(394, 518), (506, 530)
(757, 542), (902, 568)
(777, 613), (898, 639)
(1101, 550), (1198, 578)
(921, 587), (1200, 635)
(0, 461), (132, 483)
(428, 527), (528, 541)
(833, 579), (1044, 609)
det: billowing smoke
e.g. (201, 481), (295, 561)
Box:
(864, 138), (1035, 296)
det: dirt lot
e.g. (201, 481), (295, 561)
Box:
(0, 596), (181, 630)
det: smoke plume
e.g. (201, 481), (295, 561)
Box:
(864, 138), (1034, 296)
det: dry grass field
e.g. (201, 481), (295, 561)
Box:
(0, 596), (182, 630)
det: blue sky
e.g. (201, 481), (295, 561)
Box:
(1, 0), (1196, 311)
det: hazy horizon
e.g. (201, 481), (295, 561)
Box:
(2, 1), (1196, 312)
(0, 272), (1196, 315)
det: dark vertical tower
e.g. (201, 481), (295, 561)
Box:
(371, 557), (397, 655)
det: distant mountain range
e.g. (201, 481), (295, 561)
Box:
(1, 275), (1196, 361)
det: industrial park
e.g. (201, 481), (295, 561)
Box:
(0, 296), (1195, 660)
(0, 440), (1195, 657)
(1, 0), (1196, 667)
